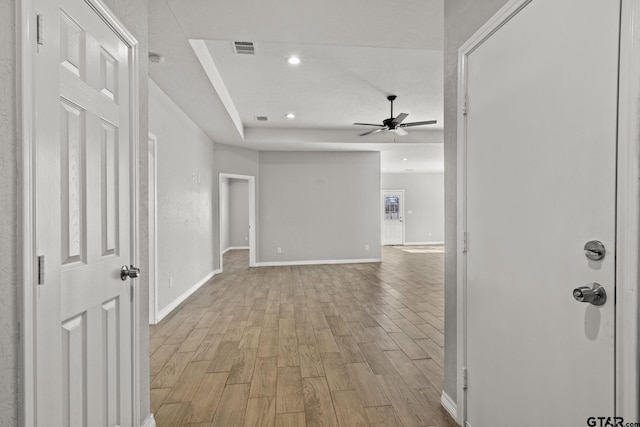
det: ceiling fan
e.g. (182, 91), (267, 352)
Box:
(354, 95), (437, 136)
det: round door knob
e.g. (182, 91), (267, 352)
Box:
(121, 265), (141, 281)
(573, 283), (606, 306)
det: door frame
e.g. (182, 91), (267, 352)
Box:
(148, 133), (159, 324)
(18, 0), (142, 425)
(455, 0), (640, 424)
(218, 173), (257, 270)
(381, 190), (405, 245)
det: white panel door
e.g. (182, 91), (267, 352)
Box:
(34, 0), (136, 425)
(382, 191), (404, 245)
(464, 0), (620, 425)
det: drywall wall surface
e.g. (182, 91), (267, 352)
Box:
(381, 172), (444, 244)
(259, 151), (381, 263)
(149, 79), (215, 312)
(213, 143), (259, 269)
(0, 0), (18, 424)
(230, 179), (250, 247)
(215, 143), (260, 177)
(444, 0), (510, 403)
(220, 177), (230, 251)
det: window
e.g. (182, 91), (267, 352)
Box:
(384, 195), (400, 220)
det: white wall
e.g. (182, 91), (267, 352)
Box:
(149, 79), (216, 313)
(258, 151), (381, 263)
(381, 172), (444, 244)
(230, 179), (250, 247)
(0, 1), (18, 423)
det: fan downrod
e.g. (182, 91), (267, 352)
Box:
(387, 95), (397, 118)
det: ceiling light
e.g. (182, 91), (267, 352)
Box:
(287, 56), (301, 65)
(402, 158), (408, 161)
(285, 113), (295, 119)
(382, 168), (386, 171)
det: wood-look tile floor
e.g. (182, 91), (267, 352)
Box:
(150, 246), (457, 427)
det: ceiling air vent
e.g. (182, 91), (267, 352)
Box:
(255, 116), (268, 122)
(233, 41), (255, 55)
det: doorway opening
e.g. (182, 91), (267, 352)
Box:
(219, 173), (256, 271)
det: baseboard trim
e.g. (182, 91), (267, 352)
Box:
(141, 414), (156, 427)
(223, 246), (250, 254)
(404, 241), (445, 245)
(255, 258), (382, 267)
(157, 270), (215, 322)
(441, 391), (458, 422)
(213, 268), (222, 276)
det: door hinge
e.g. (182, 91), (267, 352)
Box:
(37, 255), (45, 285)
(36, 14), (44, 45)
(463, 93), (469, 116)
(462, 231), (469, 253)
(463, 367), (468, 390)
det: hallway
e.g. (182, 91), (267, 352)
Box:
(149, 246), (455, 427)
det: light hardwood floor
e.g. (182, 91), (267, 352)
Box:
(150, 246), (456, 427)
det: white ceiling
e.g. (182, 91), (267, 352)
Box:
(149, 0), (445, 173)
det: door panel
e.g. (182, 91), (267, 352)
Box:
(35, 0), (134, 425)
(465, 0), (619, 425)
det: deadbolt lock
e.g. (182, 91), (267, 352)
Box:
(584, 240), (605, 261)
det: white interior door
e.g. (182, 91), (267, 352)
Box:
(464, 0), (620, 425)
(382, 190), (404, 245)
(34, 0), (136, 425)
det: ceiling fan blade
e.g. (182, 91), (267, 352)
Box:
(360, 128), (386, 136)
(393, 127), (408, 136)
(353, 123), (385, 127)
(398, 120), (438, 128)
(393, 113), (409, 125)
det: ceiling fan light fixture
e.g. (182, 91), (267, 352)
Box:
(287, 56), (301, 65)
(354, 95), (436, 138)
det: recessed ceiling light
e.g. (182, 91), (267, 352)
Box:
(288, 56), (301, 65)
(285, 113), (295, 119)
(402, 158), (408, 161)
